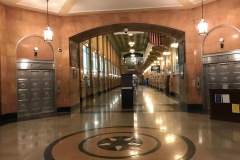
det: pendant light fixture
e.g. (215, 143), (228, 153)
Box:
(44, 0), (53, 42)
(198, 0), (208, 35)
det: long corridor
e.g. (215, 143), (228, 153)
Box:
(1, 86), (240, 160)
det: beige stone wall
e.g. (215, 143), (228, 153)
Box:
(1, 0), (240, 114)
(170, 75), (179, 95)
(0, 3), (6, 112)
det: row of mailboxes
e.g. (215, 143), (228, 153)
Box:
(17, 61), (55, 117)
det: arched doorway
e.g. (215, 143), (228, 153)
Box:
(68, 23), (185, 107)
(70, 23), (184, 42)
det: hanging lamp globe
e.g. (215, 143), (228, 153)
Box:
(198, 0), (208, 36)
(44, 0), (53, 42)
(44, 26), (53, 42)
(198, 19), (208, 35)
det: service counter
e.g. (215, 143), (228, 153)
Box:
(209, 89), (240, 122)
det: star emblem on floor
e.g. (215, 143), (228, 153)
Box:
(97, 136), (143, 151)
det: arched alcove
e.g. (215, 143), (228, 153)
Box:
(16, 35), (54, 61)
(202, 24), (240, 54)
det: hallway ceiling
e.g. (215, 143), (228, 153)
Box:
(107, 32), (149, 54)
(0, 0), (217, 16)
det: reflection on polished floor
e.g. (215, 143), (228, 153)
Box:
(1, 86), (240, 160)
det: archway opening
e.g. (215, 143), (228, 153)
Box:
(68, 23), (185, 110)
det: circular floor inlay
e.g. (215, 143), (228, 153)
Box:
(78, 132), (161, 159)
(97, 136), (143, 151)
(44, 127), (195, 160)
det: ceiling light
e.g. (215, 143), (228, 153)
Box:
(130, 49), (135, 53)
(163, 51), (171, 56)
(44, 0), (53, 42)
(129, 41), (135, 47)
(171, 43), (178, 48)
(198, 0), (208, 35)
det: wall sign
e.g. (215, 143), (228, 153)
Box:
(69, 41), (79, 68)
(151, 65), (160, 72)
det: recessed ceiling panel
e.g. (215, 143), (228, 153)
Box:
(69, 0), (182, 14)
(17, 0), (67, 13)
(188, 0), (204, 5)
(0, 0), (217, 15)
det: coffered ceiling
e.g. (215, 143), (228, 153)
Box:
(0, 0), (217, 16)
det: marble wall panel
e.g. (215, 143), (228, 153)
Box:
(219, 0), (235, 12)
(169, 75), (179, 95)
(0, 3), (6, 113)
